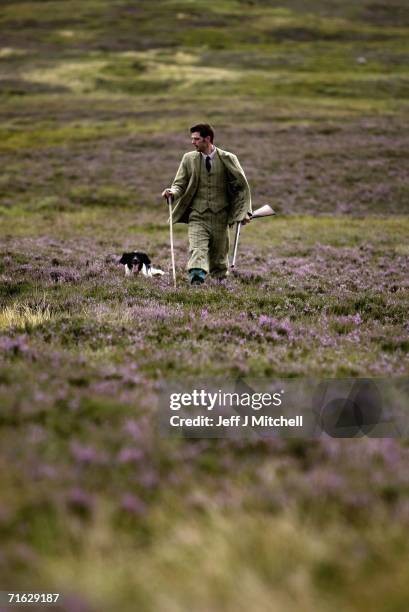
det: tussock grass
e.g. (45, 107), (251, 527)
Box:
(0, 301), (52, 330)
(27, 59), (108, 94)
(40, 506), (409, 612)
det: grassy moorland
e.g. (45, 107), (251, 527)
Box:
(1, 1), (409, 611)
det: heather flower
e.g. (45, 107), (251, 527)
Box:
(258, 314), (275, 327)
(307, 469), (345, 496)
(120, 493), (146, 515)
(12, 543), (38, 566)
(200, 308), (209, 320)
(67, 488), (94, 516)
(70, 441), (105, 464)
(258, 315), (292, 337)
(123, 419), (142, 440)
(117, 447), (144, 464)
(293, 263), (315, 277)
(138, 470), (158, 489)
(320, 335), (336, 347)
(0, 335), (31, 358)
(372, 439), (401, 467)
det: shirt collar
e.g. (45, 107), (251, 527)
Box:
(201, 146), (217, 160)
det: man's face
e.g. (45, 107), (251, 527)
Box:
(191, 131), (211, 152)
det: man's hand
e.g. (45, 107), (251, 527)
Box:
(162, 189), (174, 200)
(229, 212), (252, 228)
(241, 212), (253, 226)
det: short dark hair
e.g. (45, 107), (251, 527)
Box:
(190, 123), (214, 143)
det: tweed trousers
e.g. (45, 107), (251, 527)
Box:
(187, 208), (230, 278)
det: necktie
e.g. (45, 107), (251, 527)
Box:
(205, 156), (211, 172)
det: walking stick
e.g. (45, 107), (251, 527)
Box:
(167, 194), (177, 288)
(230, 222), (241, 270)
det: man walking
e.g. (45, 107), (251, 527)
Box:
(162, 124), (252, 285)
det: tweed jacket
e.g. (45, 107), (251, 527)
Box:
(170, 147), (252, 224)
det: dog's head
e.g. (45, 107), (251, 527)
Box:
(119, 252), (137, 267)
(119, 252), (151, 275)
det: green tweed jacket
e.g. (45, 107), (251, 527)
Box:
(170, 147), (252, 224)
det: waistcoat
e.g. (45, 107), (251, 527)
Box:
(191, 153), (229, 213)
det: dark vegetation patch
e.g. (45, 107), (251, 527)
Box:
(361, 2), (409, 27)
(0, 79), (69, 96)
(238, 0), (409, 26)
(94, 77), (173, 95)
(0, 281), (33, 301)
(327, 294), (407, 324)
(68, 186), (135, 208)
(269, 26), (394, 43)
(376, 336), (409, 352)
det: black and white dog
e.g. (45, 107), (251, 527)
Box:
(119, 252), (165, 277)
